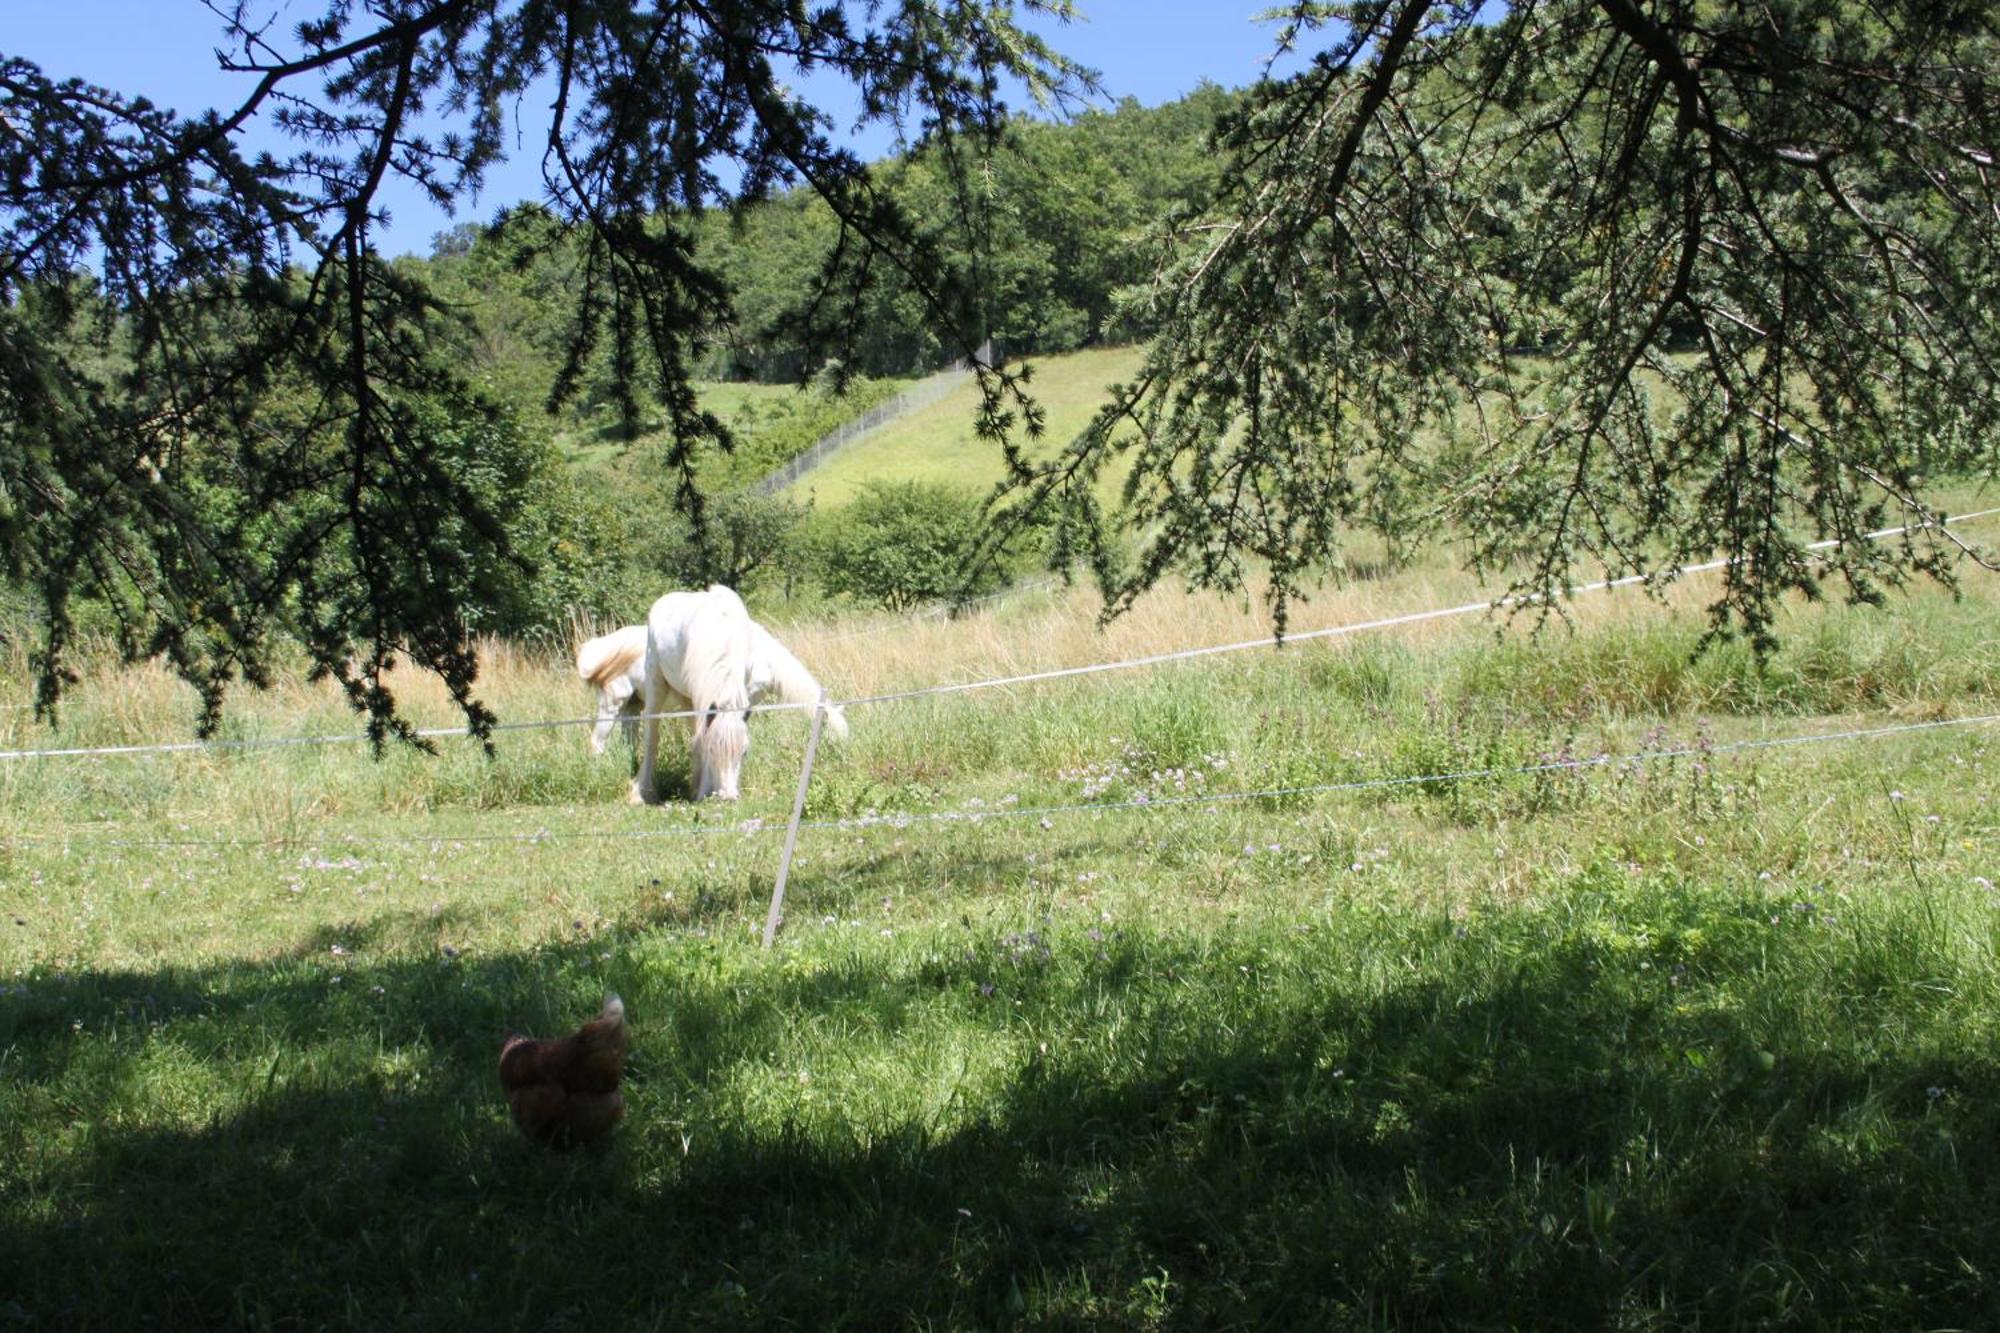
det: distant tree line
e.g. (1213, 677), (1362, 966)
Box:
(0, 84), (1242, 661)
(1, 0), (1091, 739)
(353, 89), (1249, 630)
(414, 87), (1237, 419)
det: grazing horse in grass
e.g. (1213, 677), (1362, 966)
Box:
(629, 585), (753, 803)
(575, 590), (846, 799)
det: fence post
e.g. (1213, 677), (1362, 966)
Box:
(762, 695), (829, 949)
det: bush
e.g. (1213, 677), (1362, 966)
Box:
(808, 481), (1006, 612)
(638, 489), (814, 599)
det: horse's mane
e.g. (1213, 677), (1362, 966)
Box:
(576, 624), (646, 690)
(672, 586), (753, 799)
(750, 624), (849, 739)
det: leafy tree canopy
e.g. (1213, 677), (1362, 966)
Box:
(994, 0), (2000, 649)
(0, 0), (1085, 740)
(5, 0), (1998, 741)
(812, 479), (1006, 611)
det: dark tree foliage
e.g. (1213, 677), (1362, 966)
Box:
(0, 0), (1082, 739)
(995, 0), (2000, 647)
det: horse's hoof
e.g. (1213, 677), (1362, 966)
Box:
(627, 785), (648, 806)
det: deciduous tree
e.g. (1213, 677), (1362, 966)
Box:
(0, 0), (1083, 737)
(996, 0), (2000, 647)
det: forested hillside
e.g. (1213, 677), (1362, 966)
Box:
(8, 0), (1993, 734)
(1, 87), (1238, 650)
(414, 86), (1235, 428)
(369, 88), (1242, 627)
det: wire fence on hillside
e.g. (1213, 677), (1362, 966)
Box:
(749, 340), (994, 496)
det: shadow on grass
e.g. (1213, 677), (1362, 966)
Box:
(4, 900), (1999, 1329)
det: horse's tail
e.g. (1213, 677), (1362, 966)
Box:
(684, 590), (754, 799)
(576, 624), (647, 690)
(749, 623), (849, 740)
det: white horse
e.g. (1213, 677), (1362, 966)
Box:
(575, 591), (846, 799)
(574, 623), (654, 756)
(627, 585), (753, 803)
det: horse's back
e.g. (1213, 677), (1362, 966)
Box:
(703, 583), (748, 613)
(645, 586), (753, 705)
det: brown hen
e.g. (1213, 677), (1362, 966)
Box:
(498, 994), (629, 1149)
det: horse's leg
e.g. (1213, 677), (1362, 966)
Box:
(630, 676), (663, 806)
(689, 709), (711, 800)
(618, 696), (642, 752)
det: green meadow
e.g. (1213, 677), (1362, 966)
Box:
(781, 346), (1147, 508)
(3, 534), (2000, 1327)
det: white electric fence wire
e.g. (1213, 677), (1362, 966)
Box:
(12, 710), (1994, 853)
(3, 509), (1995, 762)
(829, 510), (2000, 712)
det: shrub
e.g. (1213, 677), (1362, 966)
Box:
(807, 481), (1006, 612)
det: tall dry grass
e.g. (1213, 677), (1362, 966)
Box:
(5, 535), (1993, 758)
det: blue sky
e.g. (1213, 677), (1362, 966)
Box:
(9, 2), (1313, 257)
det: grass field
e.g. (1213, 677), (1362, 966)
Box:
(781, 345), (1147, 508)
(556, 376), (912, 489)
(4, 532), (2000, 1327)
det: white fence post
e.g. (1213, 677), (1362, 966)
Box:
(762, 695), (829, 949)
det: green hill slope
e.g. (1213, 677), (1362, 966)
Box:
(781, 345), (1145, 507)
(557, 374), (913, 488)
